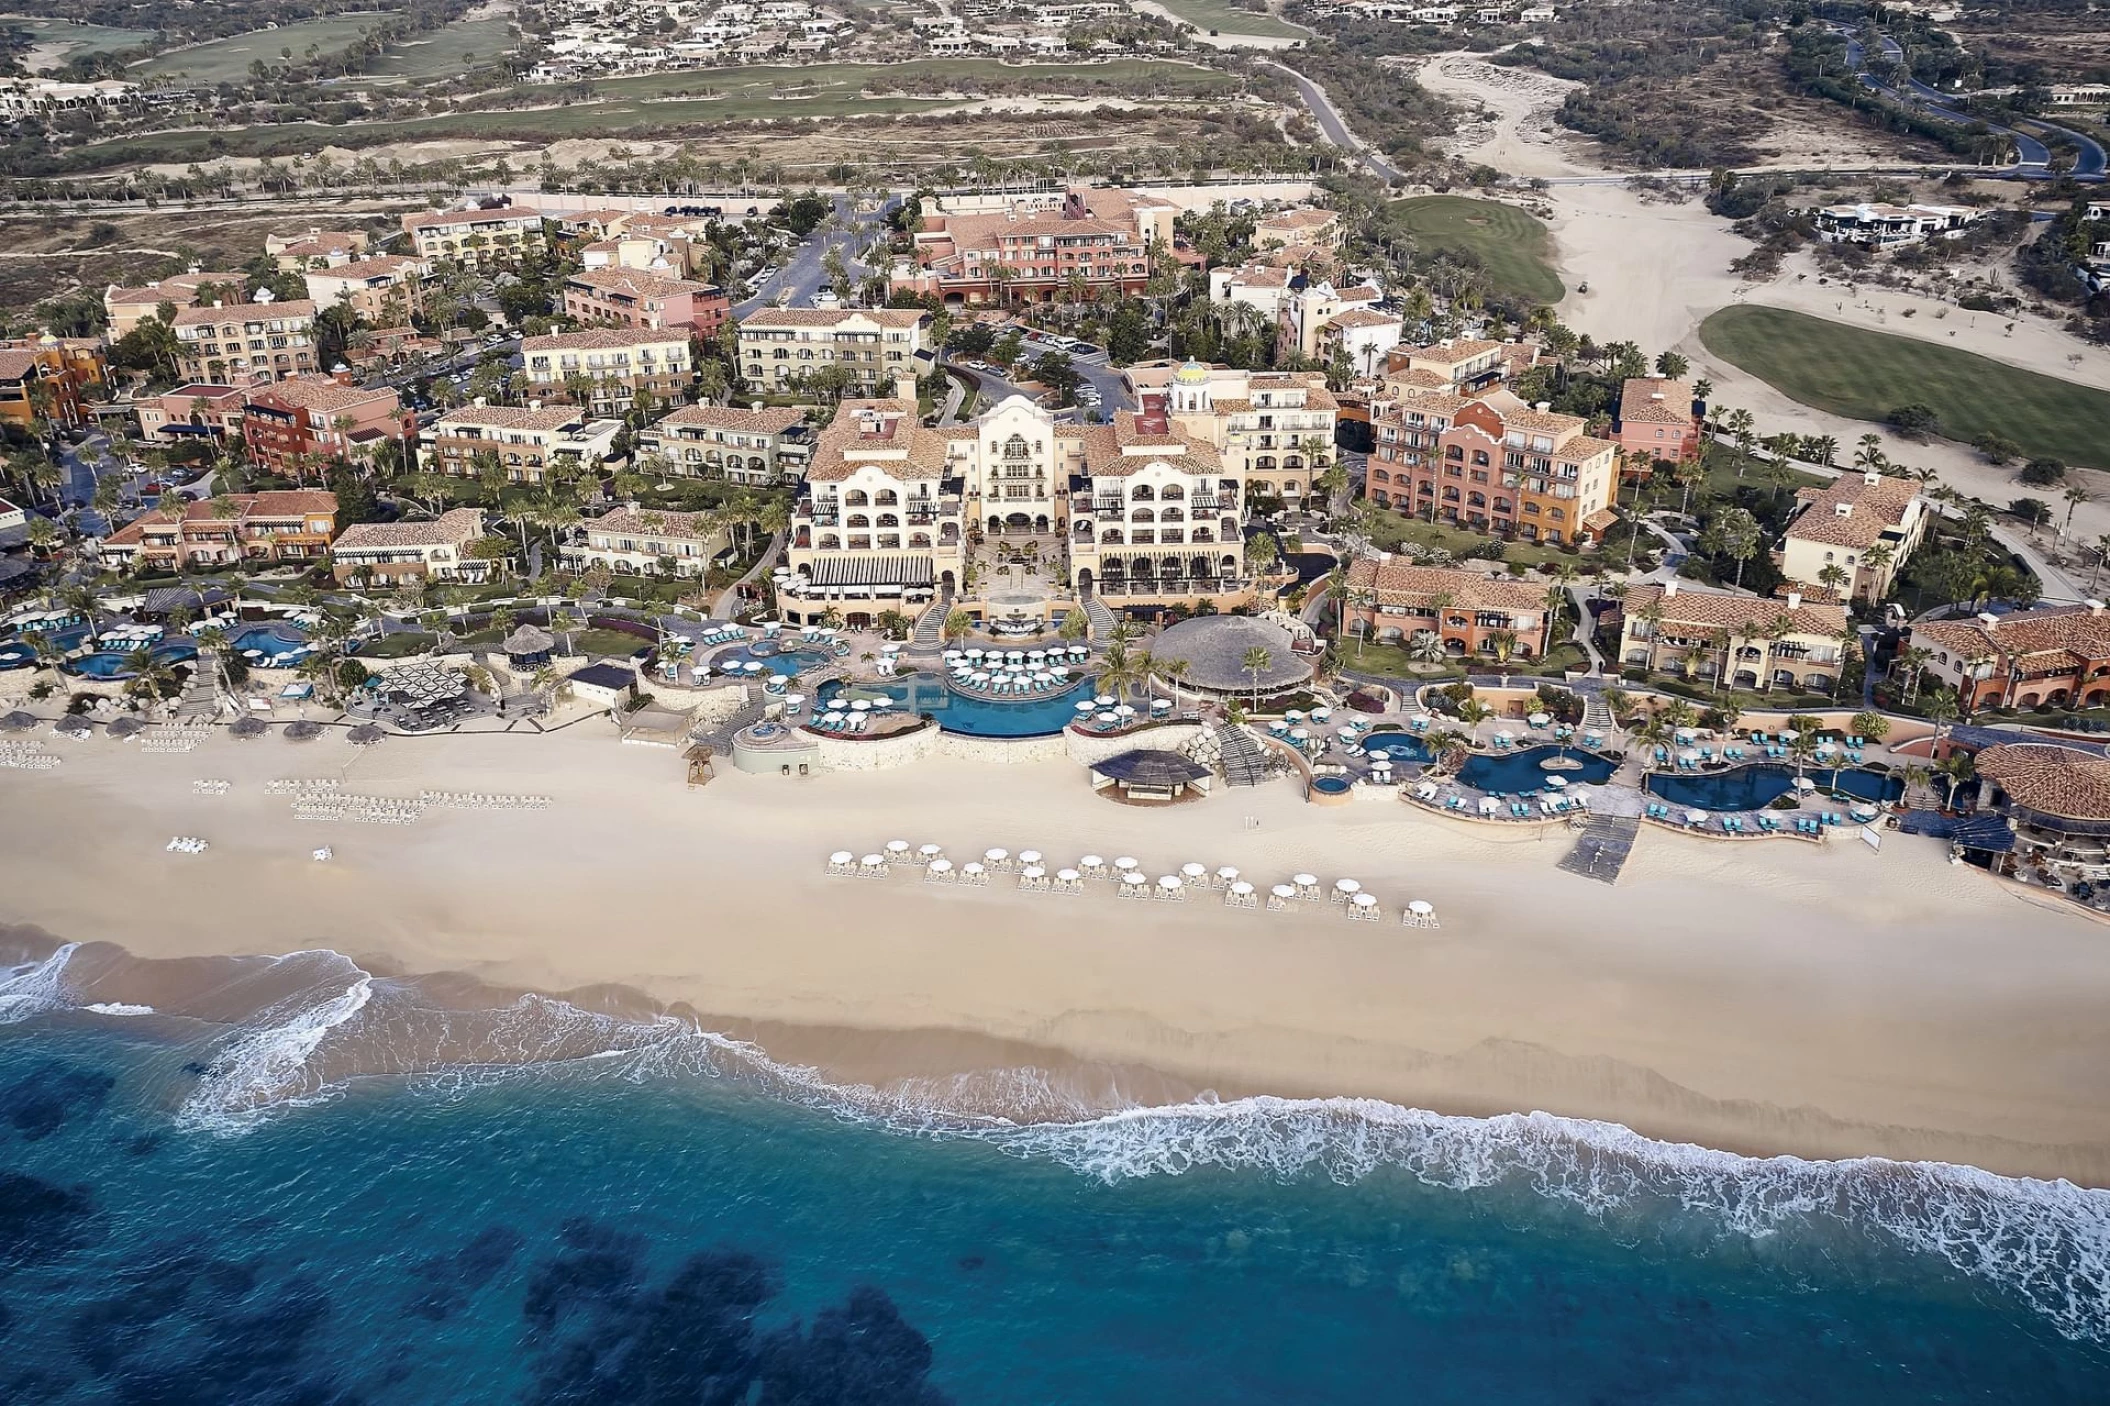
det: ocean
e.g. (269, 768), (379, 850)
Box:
(3, 940), (2109, 1403)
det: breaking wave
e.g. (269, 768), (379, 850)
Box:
(7, 939), (2110, 1342)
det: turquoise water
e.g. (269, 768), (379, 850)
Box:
(65, 643), (199, 679)
(718, 644), (834, 679)
(2, 942), (2109, 1402)
(231, 623), (309, 664)
(1457, 745), (1618, 793)
(1648, 764), (1905, 812)
(1359, 733), (1431, 763)
(817, 671), (1097, 738)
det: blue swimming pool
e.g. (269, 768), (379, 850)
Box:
(232, 623), (310, 664)
(1311, 775), (1352, 794)
(0, 641), (33, 670)
(67, 642), (198, 679)
(1358, 733), (1431, 764)
(1457, 744), (1617, 793)
(1646, 763), (1902, 812)
(814, 671), (1098, 738)
(717, 644), (833, 679)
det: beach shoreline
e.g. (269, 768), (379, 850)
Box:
(4, 723), (2110, 1184)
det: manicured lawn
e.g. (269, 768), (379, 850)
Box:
(1360, 509), (1579, 572)
(2, 17), (156, 66)
(1384, 195), (1564, 304)
(365, 17), (516, 80)
(1339, 639), (1586, 681)
(133, 15), (390, 82)
(356, 631), (437, 659)
(1147, 0), (1305, 39)
(1699, 306), (2110, 470)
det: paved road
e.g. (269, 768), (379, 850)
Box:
(734, 195), (899, 317)
(1264, 61), (1407, 184)
(1839, 26), (2104, 180)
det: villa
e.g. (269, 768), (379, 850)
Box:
(330, 509), (490, 585)
(1909, 603), (2110, 712)
(1813, 203), (1982, 248)
(266, 228), (370, 271)
(784, 397), (962, 619)
(172, 296), (318, 385)
(1612, 377), (1700, 472)
(302, 256), (430, 324)
(1616, 581), (1851, 692)
(521, 328), (698, 415)
(562, 267), (730, 336)
(1340, 556), (1558, 661)
(102, 270), (248, 340)
(1364, 387), (1618, 547)
(98, 491), (338, 572)
(568, 504), (730, 579)
(1156, 363), (1339, 509)
(420, 402), (625, 484)
(1383, 338), (1532, 394)
(1969, 741), (2110, 871)
(635, 404), (811, 486)
(1067, 399), (1245, 604)
(402, 205), (547, 266)
(1275, 281), (1383, 363)
(735, 307), (933, 395)
(1253, 207), (1343, 252)
(240, 375), (408, 476)
(1778, 470), (1927, 604)
(890, 187), (1175, 306)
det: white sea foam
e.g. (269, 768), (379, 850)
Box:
(0, 942), (78, 1025)
(83, 1002), (156, 1017)
(14, 944), (2105, 1342)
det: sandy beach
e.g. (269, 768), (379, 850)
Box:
(4, 722), (2109, 1184)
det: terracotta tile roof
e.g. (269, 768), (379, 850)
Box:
(1623, 583), (1847, 637)
(589, 505), (721, 541)
(1401, 337), (1503, 367)
(106, 490), (337, 544)
(307, 255), (422, 281)
(804, 399), (939, 482)
(406, 206), (540, 230)
(1911, 606), (2110, 667)
(737, 307), (926, 330)
(0, 349), (37, 380)
(523, 327), (691, 354)
(649, 404), (804, 433)
(1257, 208), (1338, 231)
(173, 300), (315, 327)
(104, 272), (245, 306)
(1786, 472), (1920, 550)
(1324, 307), (1402, 331)
(567, 267), (716, 298)
(1078, 423), (1222, 478)
(1219, 265), (1290, 288)
(334, 508), (484, 552)
(433, 405), (582, 432)
(1345, 556), (1550, 612)
(1620, 377), (1693, 427)
(1976, 742), (2110, 821)
(246, 376), (392, 414)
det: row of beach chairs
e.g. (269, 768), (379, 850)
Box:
(418, 791), (550, 810)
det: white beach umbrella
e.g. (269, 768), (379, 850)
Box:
(919, 843), (944, 860)
(1115, 704), (1136, 718)
(1353, 892), (1378, 911)
(1546, 775), (1567, 788)
(1285, 710), (1305, 722)
(1216, 866), (1240, 883)
(1495, 730), (1513, 740)
(860, 853), (886, 869)
(1080, 855), (1104, 868)
(1794, 777), (1816, 792)
(963, 862), (985, 878)
(785, 694), (804, 709)
(1121, 871), (1148, 888)
(1097, 712), (1119, 725)
(886, 840), (910, 856)
(1335, 878), (1361, 895)
(1528, 712), (1551, 727)
(1293, 873), (1317, 887)
(1022, 865), (1046, 880)
(928, 859), (954, 874)
(985, 848), (1008, 863)
(830, 851), (854, 865)
(1230, 880), (1255, 897)
(1291, 727), (1310, 740)
(1095, 695), (1116, 708)
(1408, 900), (1434, 917)
(1019, 850), (1042, 865)
(1114, 856), (1139, 871)
(1158, 875), (1182, 891)
(1685, 810), (1707, 825)
(1479, 797), (1500, 813)
(1270, 884), (1296, 900)
(1075, 700), (1096, 712)
(1181, 862), (1207, 880)
(1056, 868), (1080, 882)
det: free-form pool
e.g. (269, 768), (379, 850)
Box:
(67, 642), (199, 679)
(814, 671), (1097, 738)
(0, 641), (34, 670)
(1457, 744), (1617, 793)
(717, 644), (833, 680)
(1358, 733), (1431, 764)
(1646, 763), (1902, 812)
(232, 623), (310, 664)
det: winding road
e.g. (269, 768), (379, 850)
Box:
(1265, 61), (1408, 184)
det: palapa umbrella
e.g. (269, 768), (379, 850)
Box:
(1, 711), (38, 731)
(54, 715), (95, 736)
(105, 715), (145, 739)
(347, 724), (385, 746)
(229, 715), (267, 738)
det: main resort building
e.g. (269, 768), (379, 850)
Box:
(779, 363), (1271, 624)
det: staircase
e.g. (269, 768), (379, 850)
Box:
(1083, 593), (1120, 643)
(1215, 723), (1272, 787)
(1581, 689), (1615, 734)
(908, 596), (951, 654)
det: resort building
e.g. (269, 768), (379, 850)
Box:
(1616, 581), (1851, 693)
(240, 376), (407, 477)
(133, 383), (247, 445)
(1340, 555), (1558, 660)
(1313, 306), (1405, 381)
(1383, 338), (1524, 394)
(1275, 281), (1383, 362)
(1254, 207), (1343, 252)
(172, 297), (318, 385)
(98, 490), (339, 572)
(102, 271), (247, 340)
(1363, 388), (1617, 547)
(1207, 263), (1295, 323)
(1157, 362), (1338, 509)
(329, 508), (490, 586)
(568, 504), (731, 579)
(419, 402), (625, 484)
(947, 393), (1083, 537)
(890, 186), (1174, 306)
(785, 398), (962, 618)
(302, 256), (430, 324)
(736, 307), (933, 395)
(1612, 377), (1701, 471)
(1909, 604), (2110, 712)
(521, 329), (698, 415)
(1969, 742), (2110, 870)
(561, 267), (730, 336)
(266, 228), (371, 271)
(635, 404), (811, 486)
(0, 340), (106, 430)
(1813, 202), (1982, 248)
(1778, 470), (1927, 604)
(402, 205), (548, 266)
(1067, 399), (1245, 604)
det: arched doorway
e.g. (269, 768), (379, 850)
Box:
(1076, 567), (1094, 594)
(939, 570), (957, 596)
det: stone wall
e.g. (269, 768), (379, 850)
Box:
(1064, 721), (1203, 767)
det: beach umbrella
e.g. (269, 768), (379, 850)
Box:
(821, 711), (845, 726)
(1479, 797), (1500, 813)
(348, 724), (384, 746)
(1216, 866), (1240, 883)
(105, 716), (144, 739)
(1097, 712), (1119, 725)
(785, 694), (804, 709)
(928, 858), (954, 875)
(1095, 695), (1116, 708)
(1074, 700), (1096, 713)
(1528, 712), (1551, 727)
(1019, 850), (1042, 866)
(886, 840), (910, 858)
(1353, 893), (1378, 912)
(1157, 875), (1182, 892)
(831, 851), (855, 866)
(1685, 810), (1707, 825)
(1494, 730), (1513, 741)
(284, 721), (321, 742)
(1679, 749), (1701, 762)
(1056, 869), (1080, 882)
(1114, 856), (1138, 871)
(1408, 900), (1434, 918)
(1270, 884), (1296, 901)
(1335, 878), (1361, 895)
(919, 843), (943, 860)
(1293, 873), (1317, 887)
(1794, 777), (1816, 792)
(1181, 862), (1207, 880)
(850, 699), (872, 712)
(1230, 881), (1255, 898)
(860, 854), (886, 870)
(1311, 708), (1332, 722)
(985, 848), (1008, 864)
(1081, 855), (1103, 868)
(1121, 871), (1148, 889)
(1022, 865), (1046, 881)
(1546, 775), (1567, 788)
(1285, 710), (1304, 723)
(1150, 698), (1172, 711)
(1780, 729), (1800, 742)
(1115, 704), (1136, 718)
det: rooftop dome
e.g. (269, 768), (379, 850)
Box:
(1174, 358), (1210, 385)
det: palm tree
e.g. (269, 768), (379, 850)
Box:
(1891, 644), (1932, 702)
(942, 608), (973, 643)
(1098, 641), (1144, 700)
(1935, 748), (1975, 809)
(2061, 485), (2092, 551)
(1406, 629), (1446, 666)
(1240, 645), (1272, 711)
(1157, 656), (1191, 706)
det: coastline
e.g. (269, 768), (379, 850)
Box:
(5, 724), (2110, 1185)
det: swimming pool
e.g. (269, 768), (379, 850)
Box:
(232, 623), (310, 664)
(814, 671), (1098, 738)
(1457, 744), (1617, 793)
(1358, 733), (1431, 764)
(1646, 763), (1902, 812)
(67, 643), (199, 679)
(716, 644), (833, 680)
(0, 641), (34, 670)
(1310, 775), (1352, 794)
